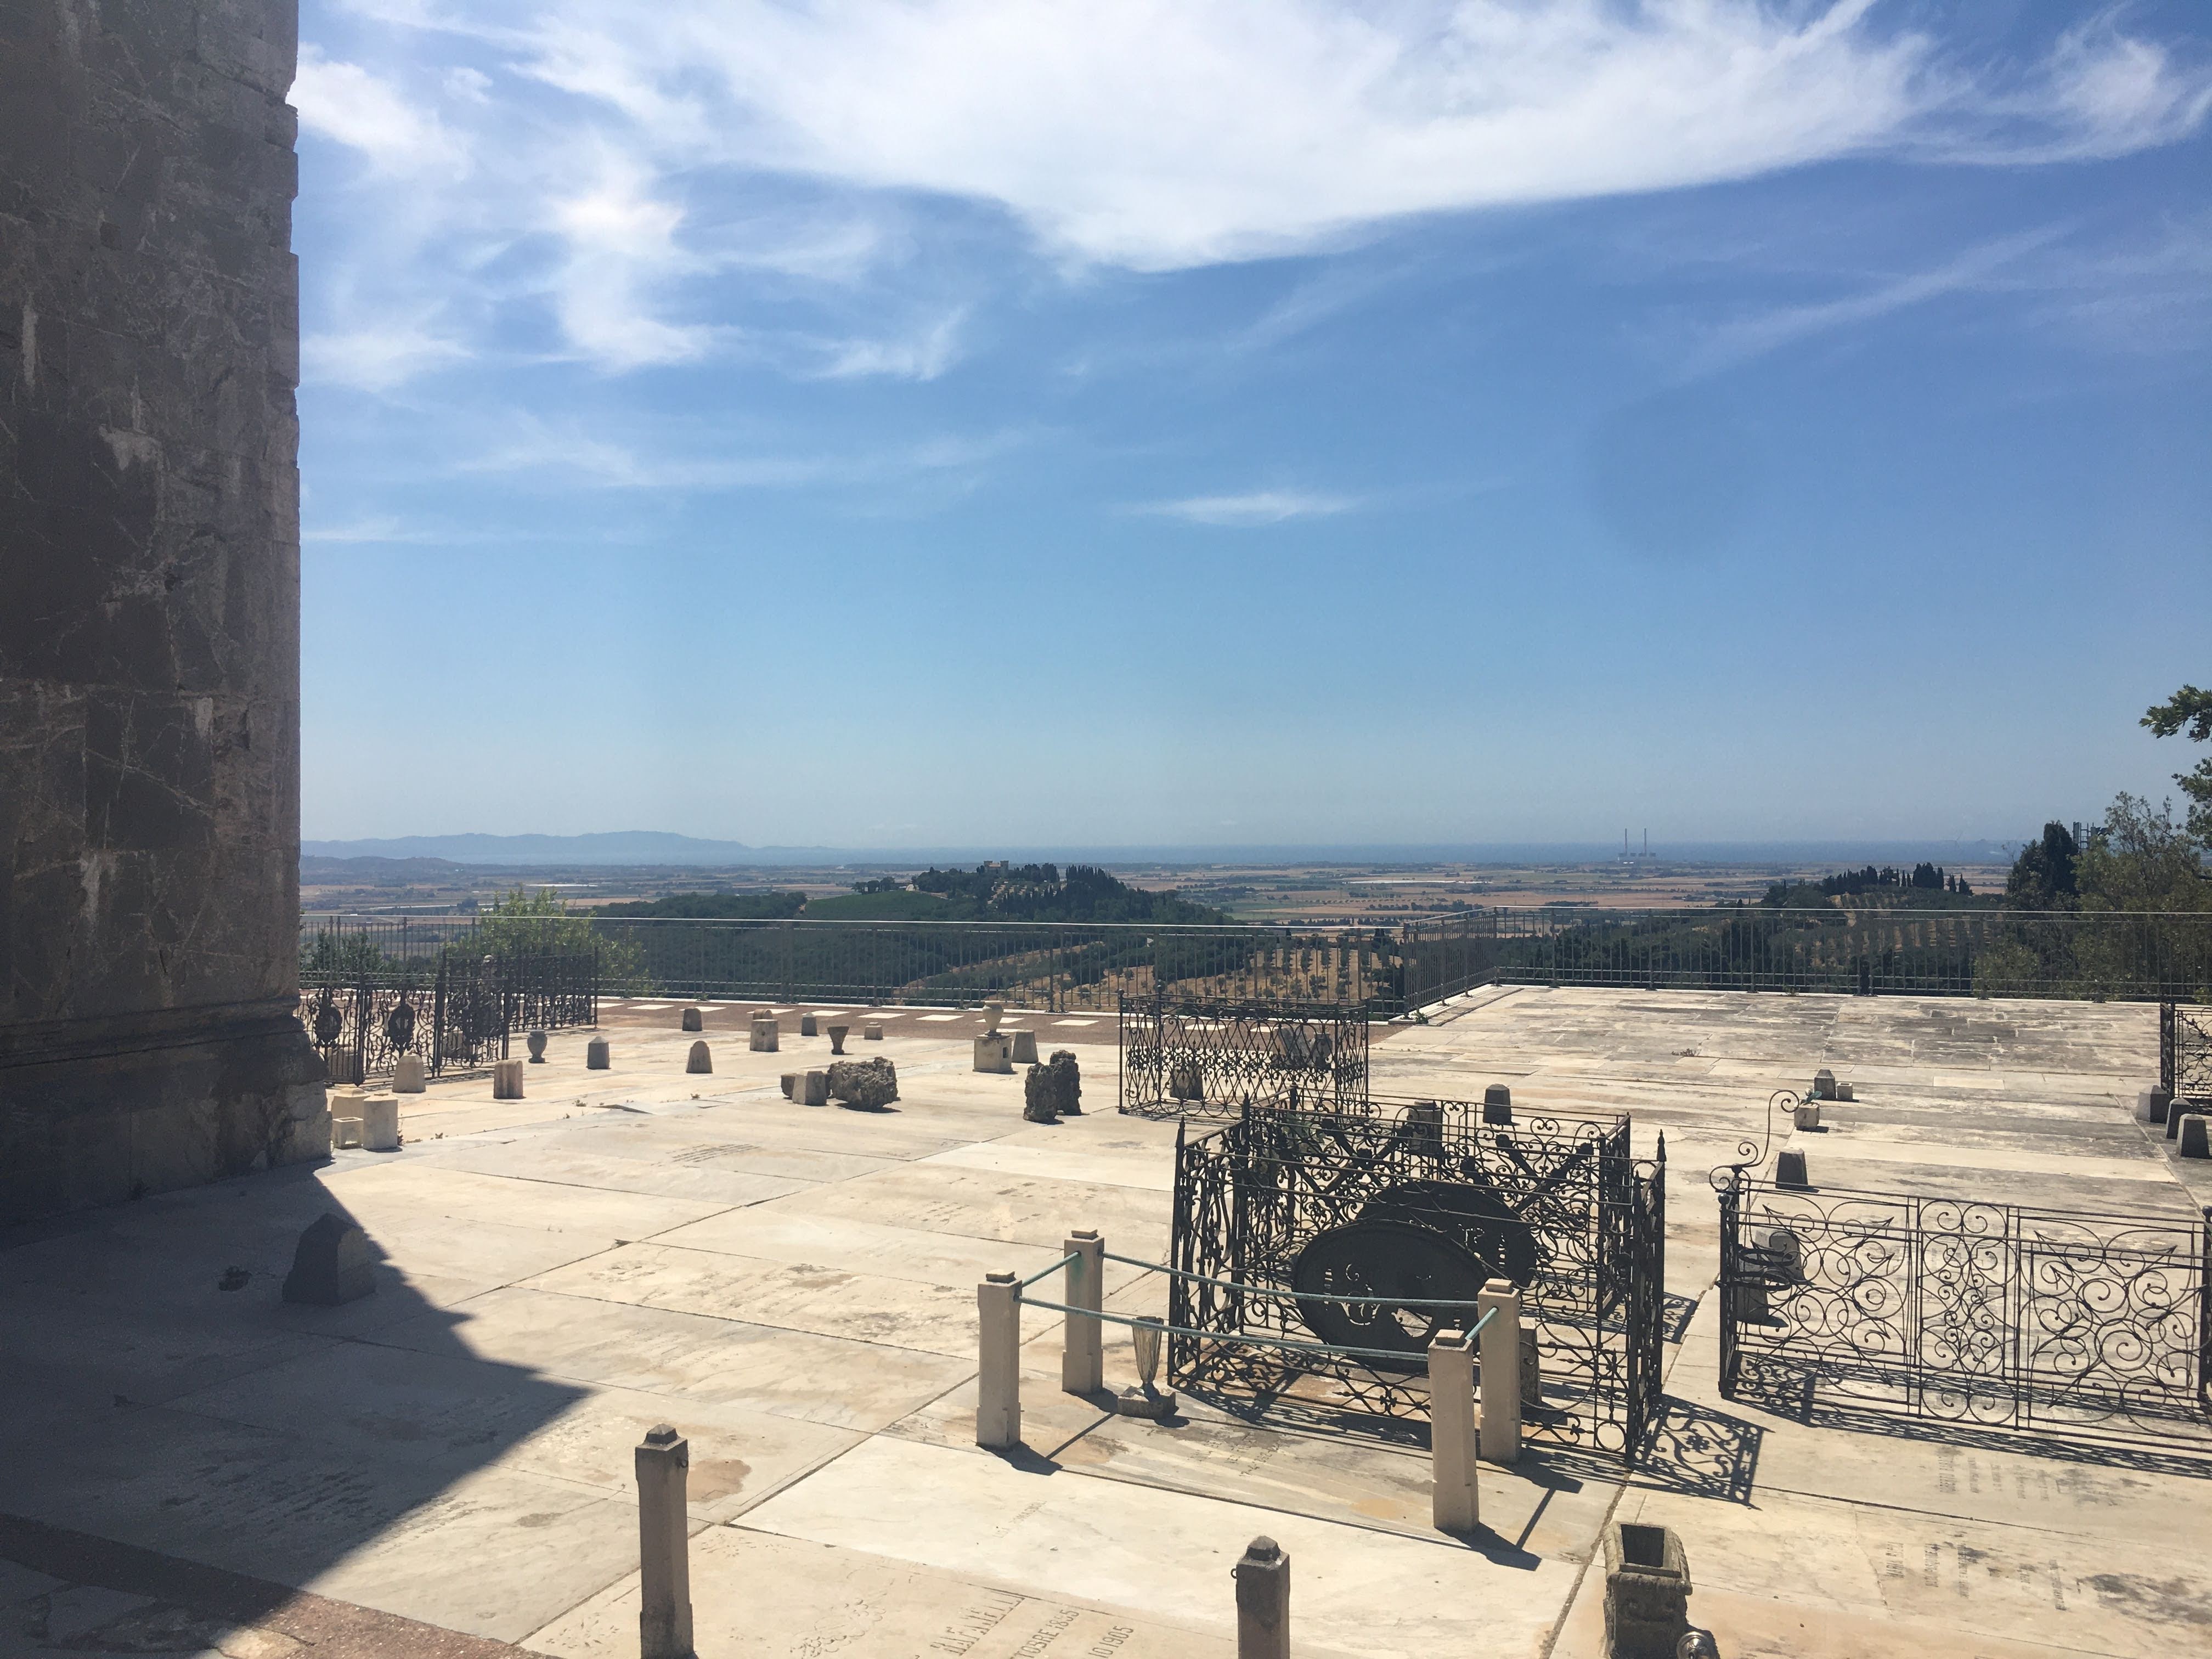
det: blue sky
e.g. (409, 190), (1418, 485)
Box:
(294, 1), (2212, 850)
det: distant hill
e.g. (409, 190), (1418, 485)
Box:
(301, 854), (469, 882)
(300, 832), (834, 866)
(597, 891), (809, 919)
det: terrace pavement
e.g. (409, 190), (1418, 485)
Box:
(0, 989), (2204, 1657)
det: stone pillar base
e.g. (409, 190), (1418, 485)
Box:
(0, 1002), (329, 1226)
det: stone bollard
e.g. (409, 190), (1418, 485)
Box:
(1048, 1049), (1084, 1115)
(1232, 1537), (1290, 1659)
(1427, 1329), (1480, 1532)
(1061, 1230), (1104, 1395)
(332, 1113), (363, 1149)
(1477, 1279), (1522, 1464)
(526, 1029), (549, 1062)
(827, 1024), (849, 1054)
(586, 1035), (610, 1070)
(1009, 1029), (1040, 1065)
(1811, 1068), (1836, 1101)
(686, 1040), (712, 1075)
(780, 1073), (798, 1099)
(749, 1015), (778, 1053)
(360, 1093), (399, 1153)
(1482, 1083), (1514, 1126)
(797, 1069), (828, 1107)
(1775, 1148), (1809, 1188)
(800, 1013), (818, 1037)
(2168, 1098), (2188, 1142)
(1603, 1522), (1692, 1659)
(1792, 1101), (1821, 1131)
(975, 1033), (1014, 1074)
(282, 1213), (376, 1305)
(493, 1058), (526, 1100)
(393, 1054), (427, 1093)
(634, 1425), (695, 1659)
(975, 1272), (1022, 1449)
(681, 1007), (703, 1033)
(2139, 1086), (2172, 1124)
(2181, 1114), (2211, 1159)
(865, 1022), (884, 1041)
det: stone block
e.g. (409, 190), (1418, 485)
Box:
(2181, 1114), (2211, 1159)
(2140, 1087), (2172, 1124)
(686, 1041), (712, 1075)
(282, 1214), (375, 1306)
(392, 1054), (426, 1093)
(1048, 1049), (1083, 1115)
(1009, 1029), (1039, 1065)
(1483, 1083), (1514, 1125)
(1520, 1326), (1542, 1405)
(1811, 1068), (1836, 1100)
(781, 1073), (798, 1099)
(493, 1058), (525, 1099)
(1835, 1082), (1854, 1102)
(1023, 1064), (1059, 1124)
(974, 1034), (1013, 1075)
(1775, 1148), (1809, 1188)
(681, 1007), (703, 1032)
(1601, 1522), (1692, 1659)
(586, 1036), (610, 1070)
(749, 1016), (779, 1053)
(800, 1013), (818, 1037)
(865, 1022), (883, 1041)
(796, 1069), (828, 1107)
(827, 1057), (898, 1109)
(1169, 1061), (1204, 1102)
(360, 1093), (398, 1152)
(1792, 1102), (1820, 1130)
(332, 1115), (363, 1149)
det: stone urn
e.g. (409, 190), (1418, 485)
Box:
(526, 1029), (548, 1063)
(827, 1024), (849, 1054)
(983, 1001), (1004, 1034)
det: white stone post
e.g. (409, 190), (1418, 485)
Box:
(1427, 1329), (1479, 1532)
(1233, 1536), (1290, 1659)
(1061, 1231), (1104, 1395)
(634, 1424), (695, 1659)
(976, 1271), (1022, 1449)
(1477, 1278), (1523, 1465)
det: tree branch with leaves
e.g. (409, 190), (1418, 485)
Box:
(2142, 685), (2212, 853)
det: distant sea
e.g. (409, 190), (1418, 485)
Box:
(302, 832), (2018, 868)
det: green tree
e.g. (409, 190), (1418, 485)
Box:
(2142, 684), (2212, 852)
(2005, 822), (2078, 910)
(2076, 794), (2212, 913)
(470, 888), (653, 993)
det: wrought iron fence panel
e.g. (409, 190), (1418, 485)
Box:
(1718, 1178), (2212, 1448)
(1118, 994), (1369, 1118)
(2163, 1001), (2212, 1104)
(1167, 1097), (1665, 1460)
(302, 949), (596, 1083)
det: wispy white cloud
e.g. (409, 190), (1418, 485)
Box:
(302, 313), (471, 390)
(1140, 489), (1357, 526)
(459, 416), (1025, 490)
(811, 311), (967, 381)
(294, 46), (466, 177)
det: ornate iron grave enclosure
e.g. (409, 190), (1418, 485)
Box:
(304, 949), (599, 1085)
(2162, 1001), (2212, 1107)
(1169, 1096), (1668, 1461)
(1119, 993), (1369, 1118)
(1718, 1177), (2212, 1449)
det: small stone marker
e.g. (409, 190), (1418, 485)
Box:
(1170, 1060), (1204, 1103)
(1427, 1328), (1479, 1531)
(748, 1014), (778, 1053)
(1482, 1083), (1514, 1125)
(1602, 1522), (1692, 1659)
(1811, 1068), (1836, 1100)
(2181, 1113), (2211, 1159)
(827, 1023), (849, 1054)
(392, 1054), (426, 1093)
(796, 1069), (828, 1107)
(780, 1072), (798, 1099)
(493, 1058), (525, 1100)
(975, 1272), (1022, 1449)
(360, 1093), (399, 1152)
(1519, 1325), (1542, 1404)
(2168, 1099), (2188, 1142)
(586, 1035), (610, 1070)
(865, 1021), (883, 1041)
(800, 1013), (818, 1037)
(2140, 1086), (2172, 1124)
(974, 1033), (1013, 1074)
(686, 1040), (712, 1075)
(1023, 1063), (1060, 1124)
(332, 1114), (363, 1149)
(1047, 1049), (1083, 1115)
(1009, 1029), (1039, 1065)
(1775, 1148), (1809, 1188)
(634, 1425), (695, 1659)
(526, 1028), (548, 1062)
(1232, 1537), (1290, 1659)
(282, 1213), (375, 1306)
(827, 1057), (898, 1109)
(681, 1007), (703, 1032)
(1792, 1101), (1821, 1130)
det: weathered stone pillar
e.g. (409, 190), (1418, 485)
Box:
(1, 1), (325, 1223)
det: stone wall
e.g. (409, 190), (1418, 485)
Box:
(0, 0), (325, 1223)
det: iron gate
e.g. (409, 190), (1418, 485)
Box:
(1119, 993), (1368, 1118)
(304, 950), (598, 1085)
(1718, 1177), (2212, 1447)
(1169, 1096), (1668, 1460)
(2162, 1001), (2212, 1106)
